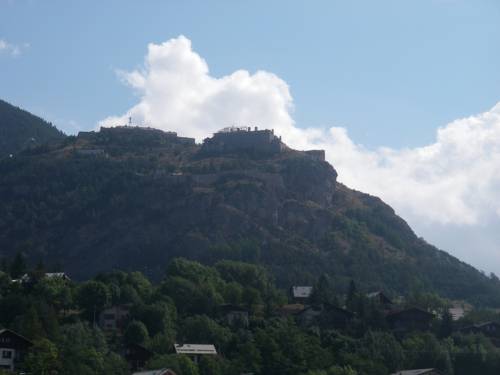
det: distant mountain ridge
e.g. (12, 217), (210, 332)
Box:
(0, 99), (65, 157)
(1, 102), (500, 307)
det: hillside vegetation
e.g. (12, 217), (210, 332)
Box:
(1, 115), (499, 308)
(0, 99), (65, 157)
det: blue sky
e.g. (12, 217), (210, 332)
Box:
(2, 0), (500, 273)
(1, 0), (499, 147)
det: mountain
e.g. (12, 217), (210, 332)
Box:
(1, 113), (500, 307)
(0, 99), (65, 157)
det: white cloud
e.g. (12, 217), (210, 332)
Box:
(100, 35), (500, 230)
(0, 38), (28, 56)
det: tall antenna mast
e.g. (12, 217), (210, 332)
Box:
(128, 116), (132, 126)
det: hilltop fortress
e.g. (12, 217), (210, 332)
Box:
(76, 125), (325, 161)
(201, 126), (325, 161)
(201, 126), (285, 155)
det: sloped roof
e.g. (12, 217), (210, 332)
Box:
(292, 286), (313, 298)
(386, 307), (434, 319)
(132, 369), (177, 375)
(277, 304), (306, 315)
(45, 272), (70, 280)
(367, 291), (393, 304)
(174, 344), (217, 355)
(391, 369), (440, 375)
(0, 328), (33, 345)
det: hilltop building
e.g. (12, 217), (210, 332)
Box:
(202, 126), (326, 160)
(78, 126), (195, 146)
(202, 126), (286, 155)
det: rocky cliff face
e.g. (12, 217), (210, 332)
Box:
(2, 125), (500, 306)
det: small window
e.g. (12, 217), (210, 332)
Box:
(2, 350), (12, 359)
(104, 313), (115, 320)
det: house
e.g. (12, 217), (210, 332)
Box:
(15, 272), (71, 284)
(391, 369), (441, 375)
(174, 344), (217, 364)
(218, 304), (249, 327)
(448, 307), (465, 321)
(367, 291), (393, 309)
(276, 304), (306, 318)
(320, 304), (354, 329)
(132, 369), (178, 375)
(98, 305), (130, 331)
(296, 304), (354, 329)
(386, 308), (434, 332)
(460, 321), (500, 338)
(296, 305), (323, 326)
(291, 286), (313, 303)
(0, 329), (33, 371)
(124, 343), (153, 371)
(45, 272), (71, 281)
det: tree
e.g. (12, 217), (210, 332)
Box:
(10, 252), (26, 279)
(439, 310), (453, 339)
(24, 338), (60, 375)
(102, 352), (130, 375)
(18, 305), (45, 339)
(76, 280), (110, 321)
(56, 322), (109, 374)
(181, 315), (232, 350)
(346, 280), (357, 311)
(124, 320), (149, 345)
(311, 274), (335, 305)
(133, 302), (174, 336)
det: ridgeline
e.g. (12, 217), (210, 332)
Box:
(1, 99), (500, 307)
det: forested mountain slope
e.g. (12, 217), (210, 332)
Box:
(0, 99), (65, 157)
(1, 108), (499, 306)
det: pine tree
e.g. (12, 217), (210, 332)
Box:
(10, 252), (27, 279)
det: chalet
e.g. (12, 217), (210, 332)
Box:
(15, 272), (71, 284)
(276, 304), (306, 318)
(448, 307), (465, 321)
(98, 305), (130, 331)
(367, 291), (393, 309)
(296, 305), (323, 326)
(0, 329), (33, 371)
(125, 343), (153, 371)
(45, 272), (71, 281)
(218, 304), (249, 327)
(386, 308), (434, 332)
(460, 321), (500, 338)
(174, 344), (217, 364)
(132, 369), (178, 375)
(291, 286), (313, 303)
(320, 304), (354, 329)
(391, 369), (441, 375)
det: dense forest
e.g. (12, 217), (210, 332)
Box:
(0, 99), (65, 158)
(2, 257), (500, 374)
